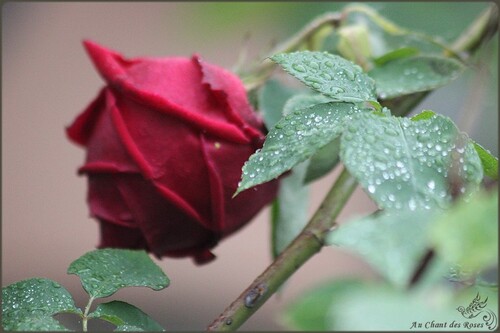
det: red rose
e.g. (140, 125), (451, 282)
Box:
(67, 40), (278, 264)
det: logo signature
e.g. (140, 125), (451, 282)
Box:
(457, 293), (498, 331)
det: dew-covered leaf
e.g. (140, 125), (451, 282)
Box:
(282, 94), (341, 183)
(89, 301), (164, 331)
(327, 209), (435, 287)
(271, 161), (309, 258)
(472, 142), (498, 180)
(368, 55), (465, 99)
(258, 79), (298, 129)
(2, 278), (81, 331)
(340, 111), (483, 211)
(430, 190), (498, 272)
(67, 249), (169, 299)
(10, 316), (70, 331)
(236, 102), (370, 194)
(271, 51), (377, 103)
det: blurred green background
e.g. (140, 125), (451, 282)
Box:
(3, 2), (497, 331)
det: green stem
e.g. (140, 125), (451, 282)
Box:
(207, 4), (498, 331)
(82, 296), (95, 332)
(207, 168), (357, 331)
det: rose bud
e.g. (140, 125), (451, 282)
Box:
(67, 40), (278, 264)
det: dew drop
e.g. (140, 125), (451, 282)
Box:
(408, 199), (417, 211)
(292, 63), (306, 72)
(367, 185), (376, 193)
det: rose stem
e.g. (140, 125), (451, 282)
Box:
(207, 5), (498, 331)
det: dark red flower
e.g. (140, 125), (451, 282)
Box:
(67, 40), (278, 264)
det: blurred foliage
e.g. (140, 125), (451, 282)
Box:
(189, 2), (488, 41)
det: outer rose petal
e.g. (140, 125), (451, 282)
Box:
(83, 40), (251, 144)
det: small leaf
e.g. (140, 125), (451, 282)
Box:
(271, 161), (309, 257)
(410, 109), (437, 121)
(368, 55), (465, 99)
(236, 102), (370, 194)
(90, 301), (164, 331)
(67, 249), (169, 298)
(327, 209), (435, 287)
(258, 79), (298, 129)
(472, 142), (498, 180)
(271, 51), (377, 103)
(430, 190), (498, 272)
(340, 111), (483, 211)
(373, 47), (420, 66)
(2, 278), (81, 331)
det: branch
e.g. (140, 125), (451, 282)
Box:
(207, 4), (498, 331)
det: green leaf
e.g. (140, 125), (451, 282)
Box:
(271, 161), (309, 257)
(258, 79), (298, 129)
(368, 55), (465, 99)
(304, 137), (341, 183)
(89, 301), (164, 331)
(283, 279), (470, 331)
(473, 142), (498, 180)
(327, 209), (435, 287)
(340, 111), (483, 211)
(430, 190), (498, 272)
(271, 51), (377, 103)
(327, 284), (459, 330)
(412, 110), (497, 180)
(236, 102), (370, 194)
(2, 278), (81, 331)
(373, 47), (420, 66)
(10, 316), (70, 331)
(67, 249), (169, 299)
(281, 279), (365, 331)
(282, 94), (341, 183)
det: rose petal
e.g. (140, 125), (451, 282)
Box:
(114, 174), (219, 258)
(98, 220), (149, 250)
(83, 40), (250, 144)
(87, 174), (135, 227)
